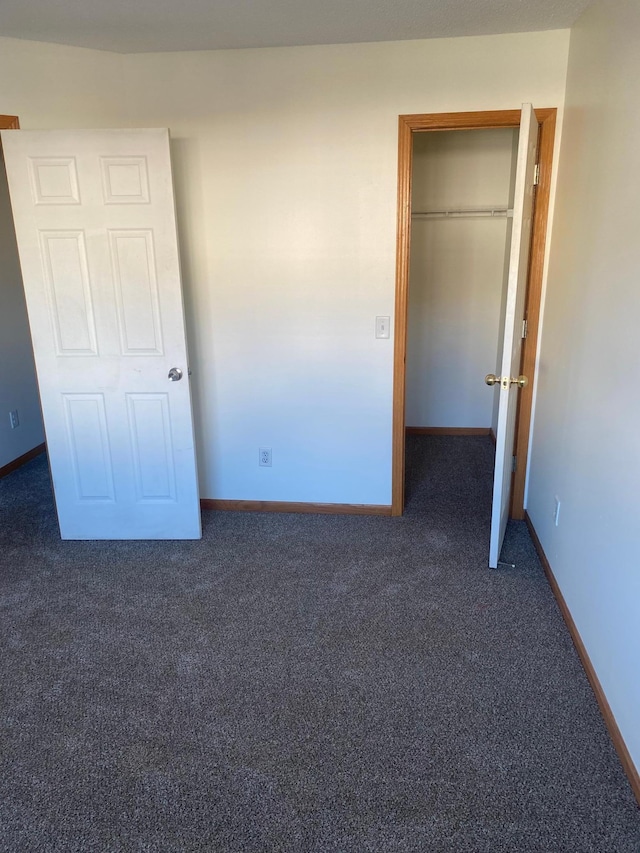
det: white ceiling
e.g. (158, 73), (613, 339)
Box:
(0, 0), (592, 54)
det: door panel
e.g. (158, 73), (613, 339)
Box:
(1, 129), (201, 540)
(489, 105), (538, 568)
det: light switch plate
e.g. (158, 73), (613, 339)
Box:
(375, 316), (390, 339)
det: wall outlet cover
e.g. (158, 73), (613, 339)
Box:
(259, 447), (272, 467)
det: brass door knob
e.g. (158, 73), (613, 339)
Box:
(485, 374), (528, 389)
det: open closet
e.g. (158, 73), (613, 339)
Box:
(393, 106), (556, 567)
(406, 127), (519, 439)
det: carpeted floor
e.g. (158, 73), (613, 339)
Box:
(0, 435), (638, 852)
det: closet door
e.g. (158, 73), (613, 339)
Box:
(488, 104), (538, 568)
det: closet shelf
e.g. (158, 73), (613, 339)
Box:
(412, 207), (514, 220)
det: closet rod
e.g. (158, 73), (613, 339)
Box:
(412, 207), (514, 220)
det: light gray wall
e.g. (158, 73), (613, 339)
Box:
(0, 148), (44, 468)
(120, 34), (569, 502)
(0, 31), (570, 504)
(406, 128), (516, 429)
(527, 0), (640, 772)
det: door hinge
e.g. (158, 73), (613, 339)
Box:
(521, 319), (528, 339)
(512, 456), (517, 473)
(533, 164), (540, 186)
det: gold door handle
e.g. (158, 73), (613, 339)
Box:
(485, 374), (528, 389)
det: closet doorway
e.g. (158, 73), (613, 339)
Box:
(391, 109), (556, 559)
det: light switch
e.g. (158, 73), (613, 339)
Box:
(375, 316), (391, 339)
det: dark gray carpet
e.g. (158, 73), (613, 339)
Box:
(0, 435), (638, 852)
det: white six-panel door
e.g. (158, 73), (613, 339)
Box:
(1, 129), (201, 539)
(488, 105), (538, 568)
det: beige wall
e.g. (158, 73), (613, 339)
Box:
(406, 128), (517, 430)
(527, 0), (640, 772)
(120, 32), (569, 502)
(0, 37), (124, 128)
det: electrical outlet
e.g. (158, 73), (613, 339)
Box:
(9, 410), (19, 429)
(259, 447), (272, 467)
(553, 496), (561, 527)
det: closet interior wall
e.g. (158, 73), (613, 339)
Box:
(406, 128), (518, 435)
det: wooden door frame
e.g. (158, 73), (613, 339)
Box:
(392, 108), (557, 518)
(0, 115), (20, 130)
